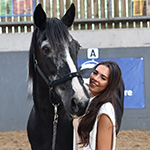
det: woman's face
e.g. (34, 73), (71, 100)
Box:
(89, 64), (110, 96)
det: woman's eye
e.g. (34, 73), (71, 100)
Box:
(101, 77), (106, 80)
(93, 71), (97, 75)
(42, 47), (49, 54)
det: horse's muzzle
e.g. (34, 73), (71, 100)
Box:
(70, 96), (89, 117)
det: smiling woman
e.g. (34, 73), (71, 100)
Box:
(73, 60), (124, 150)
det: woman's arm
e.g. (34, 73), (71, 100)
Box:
(97, 114), (113, 150)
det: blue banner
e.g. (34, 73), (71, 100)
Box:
(78, 58), (145, 109)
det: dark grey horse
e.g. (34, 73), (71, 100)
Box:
(27, 3), (89, 150)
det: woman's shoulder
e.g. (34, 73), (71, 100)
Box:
(98, 102), (115, 123)
(100, 102), (114, 111)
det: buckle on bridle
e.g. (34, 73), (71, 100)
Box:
(52, 103), (60, 123)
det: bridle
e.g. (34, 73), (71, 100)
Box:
(33, 54), (82, 150)
(33, 54), (82, 92)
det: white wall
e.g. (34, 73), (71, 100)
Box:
(1, 28), (150, 51)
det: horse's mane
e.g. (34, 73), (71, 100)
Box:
(28, 28), (37, 96)
(28, 17), (71, 96)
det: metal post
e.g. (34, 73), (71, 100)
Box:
(37, 0), (40, 4)
(146, 0), (149, 16)
(109, 0), (112, 18)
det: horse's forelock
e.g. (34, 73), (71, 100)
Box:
(46, 18), (70, 50)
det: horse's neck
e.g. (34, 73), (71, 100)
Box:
(33, 74), (53, 113)
(33, 73), (49, 94)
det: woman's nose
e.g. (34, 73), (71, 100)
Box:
(93, 75), (99, 81)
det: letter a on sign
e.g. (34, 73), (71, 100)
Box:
(87, 48), (99, 59)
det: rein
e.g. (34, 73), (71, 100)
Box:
(33, 55), (82, 150)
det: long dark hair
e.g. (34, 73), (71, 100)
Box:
(78, 60), (122, 147)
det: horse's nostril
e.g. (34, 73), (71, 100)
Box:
(71, 98), (79, 112)
(71, 98), (77, 106)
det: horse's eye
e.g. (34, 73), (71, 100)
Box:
(42, 46), (49, 54)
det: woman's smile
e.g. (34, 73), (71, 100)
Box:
(90, 80), (98, 87)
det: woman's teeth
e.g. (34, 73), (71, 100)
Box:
(91, 82), (97, 87)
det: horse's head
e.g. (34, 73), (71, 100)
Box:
(29, 3), (89, 117)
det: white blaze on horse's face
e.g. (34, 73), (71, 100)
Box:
(65, 44), (84, 100)
(41, 40), (49, 48)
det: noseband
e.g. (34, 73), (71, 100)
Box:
(34, 56), (82, 93)
(33, 55), (83, 150)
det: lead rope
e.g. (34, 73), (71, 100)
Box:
(52, 103), (60, 150)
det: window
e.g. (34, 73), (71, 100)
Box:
(0, 0), (35, 17)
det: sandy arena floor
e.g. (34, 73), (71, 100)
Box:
(0, 129), (150, 150)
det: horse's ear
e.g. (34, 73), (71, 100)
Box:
(34, 3), (46, 30)
(61, 3), (75, 28)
